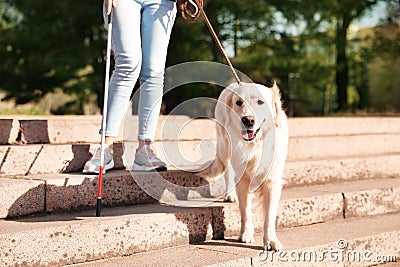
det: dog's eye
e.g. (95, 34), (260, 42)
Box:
(257, 100), (264, 105)
(236, 100), (243, 106)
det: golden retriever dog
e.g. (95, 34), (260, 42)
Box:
(197, 81), (288, 251)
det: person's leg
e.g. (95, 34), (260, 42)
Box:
(132, 0), (176, 171)
(104, 0), (143, 145)
(84, 0), (142, 173)
(137, 0), (176, 144)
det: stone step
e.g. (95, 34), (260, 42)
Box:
(1, 136), (399, 176)
(1, 160), (399, 218)
(1, 169), (399, 221)
(283, 153), (400, 187)
(1, 116), (400, 144)
(1, 191), (399, 266)
(0, 115), (195, 145)
(288, 116), (400, 137)
(70, 212), (400, 267)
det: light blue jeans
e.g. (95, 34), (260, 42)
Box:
(103, 0), (176, 141)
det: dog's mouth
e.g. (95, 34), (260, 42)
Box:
(241, 128), (260, 141)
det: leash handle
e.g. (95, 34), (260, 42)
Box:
(180, 0), (202, 20)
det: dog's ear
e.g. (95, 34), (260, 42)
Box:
(266, 78), (283, 127)
(215, 86), (234, 126)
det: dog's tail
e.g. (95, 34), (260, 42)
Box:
(193, 123), (231, 178)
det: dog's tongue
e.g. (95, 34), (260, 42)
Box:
(242, 130), (255, 140)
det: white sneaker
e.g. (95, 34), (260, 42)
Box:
(82, 144), (114, 174)
(132, 145), (167, 172)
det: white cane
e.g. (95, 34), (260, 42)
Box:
(96, 11), (113, 217)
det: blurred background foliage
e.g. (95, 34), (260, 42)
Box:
(0, 0), (399, 116)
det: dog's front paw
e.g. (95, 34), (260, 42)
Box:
(264, 239), (283, 251)
(224, 191), (238, 203)
(239, 230), (255, 243)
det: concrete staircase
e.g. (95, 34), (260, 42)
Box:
(0, 115), (399, 266)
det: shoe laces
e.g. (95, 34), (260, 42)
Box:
(92, 145), (110, 161)
(142, 145), (159, 161)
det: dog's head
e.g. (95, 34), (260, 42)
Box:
(217, 81), (283, 142)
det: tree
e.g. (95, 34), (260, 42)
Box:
(0, 1), (22, 30)
(332, 0), (380, 110)
(0, 0), (105, 113)
(369, 1), (400, 111)
(1, 0), (398, 115)
(265, 0), (385, 111)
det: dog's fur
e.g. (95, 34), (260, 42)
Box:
(197, 82), (288, 251)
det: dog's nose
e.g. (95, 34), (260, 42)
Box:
(241, 116), (255, 128)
